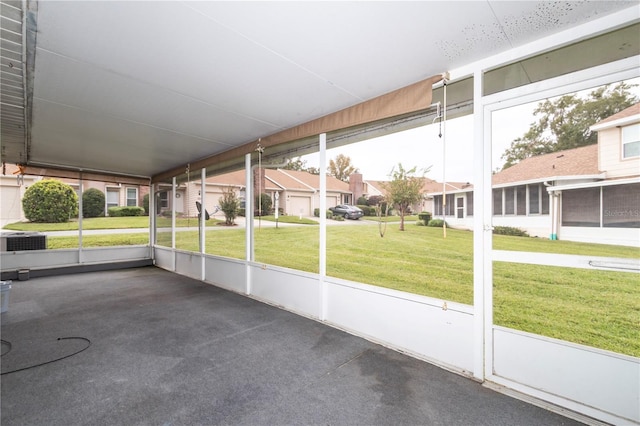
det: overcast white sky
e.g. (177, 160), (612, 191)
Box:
(301, 78), (639, 183)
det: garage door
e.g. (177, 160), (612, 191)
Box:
(0, 185), (22, 226)
(289, 196), (311, 216)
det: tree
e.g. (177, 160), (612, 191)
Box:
(22, 180), (78, 223)
(381, 164), (425, 231)
(283, 157), (320, 174)
(255, 193), (272, 216)
(82, 188), (105, 218)
(328, 154), (358, 182)
(218, 187), (239, 226)
(500, 82), (638, 169)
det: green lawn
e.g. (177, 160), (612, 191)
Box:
(3, 216), (222, 231)
(8, 220), (640, 357)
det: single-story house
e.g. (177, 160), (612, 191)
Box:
(177, 168), (352, 218)
(0, 164), (150, 226)
(428, 103), (640, 247)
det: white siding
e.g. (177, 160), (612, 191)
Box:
(599, 127), (640, 178)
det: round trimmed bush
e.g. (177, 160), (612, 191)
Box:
(82, 188), (105, 218)
(22, 180), (78, 223)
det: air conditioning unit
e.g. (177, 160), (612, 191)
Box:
(0, 232), (47, 252)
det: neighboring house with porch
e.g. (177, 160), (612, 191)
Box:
(1, 164), (150, 226)
(428, 103), (640, 247)
(355, 173), (471, 217)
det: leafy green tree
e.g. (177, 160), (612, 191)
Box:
(328, 154), (358, 182)
(381, 164), (426, 231)
(82, 188), (105, 218)
(22, 180), (78, 223)
(255, 193), (272, 216)
(143, 193), (150, 215)
(501, 82), (638, 169)
(283, 157), (308, 172)
(283, 157), (320, 174)
(218, 187), (239, 226)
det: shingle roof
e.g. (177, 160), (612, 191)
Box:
(206, 168), (350, 193)
(278, 169), (351, 192)
(206, 169), (246, 187)
(593, 102), (640, 126)
(492, 144), (600, 185)
(265, 169), (313, 191)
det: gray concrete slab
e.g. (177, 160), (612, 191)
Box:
(1, 267), (584, 425)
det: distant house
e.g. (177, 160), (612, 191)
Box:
(428, 103), (640, 247)
(176, 168), (352, 218)
(0, 164), (150, 226)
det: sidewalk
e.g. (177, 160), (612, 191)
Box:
(37, 215), (377, 237)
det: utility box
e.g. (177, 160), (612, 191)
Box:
(0, 232), (47, 251)
(0, 281), (11, 313)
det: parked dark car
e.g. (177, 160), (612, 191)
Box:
(329, 204), (364, 220)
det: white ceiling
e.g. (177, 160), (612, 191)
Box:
(2, 1), (638, 179)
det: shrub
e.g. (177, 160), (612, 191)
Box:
(493, 226), (529, 237)
(367, 195), (384, 206)
(219, 187), (240, 225)
(427, 219), (447, 227)
(418, 211), (432, 225)
(82, 188), (105, 218)
(143, 193), (150, 215)
(357, 205), (376, 216)
(255, 193), (272, 216)
(313, 208), (320, 217)
(357, 196), (368, 205)
(22, 180), (78, 223)
(108, 206), (144, 217)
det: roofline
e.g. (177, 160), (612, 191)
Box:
(265, 176), (286, 191)
(200, 182), (245, 189)
(550, 176), (640, 191)
(590, 115), (640, 131)
(277, 169), (316, 192)
(492, 173), (606, 188)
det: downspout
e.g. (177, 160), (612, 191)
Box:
(544, 181), (558, 240)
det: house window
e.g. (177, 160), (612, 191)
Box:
(603, 183), (640, 228)
(158, 191), (168, 209)
(434, 195), (442, 216)
(516, 185), (526, 215)
(493, 189), (503, 215)
(466, 192), (474, 217)
(106, 189), (119, 209)
(562, 187), (600, 227)
(529, 184), (540, 214)
(126, 188), (138, 206)
(445, 194), (455, 216)
(504, 187), (515, 215)
(622, 123), (640, 159)
(541, 186), (550, 214)
(456, 196), (464, 219)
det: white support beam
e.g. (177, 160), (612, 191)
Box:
(319, 133), (327, 320)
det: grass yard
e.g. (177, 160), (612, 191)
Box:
(28, 223), (640, 357)
(3, 216), (221, 231)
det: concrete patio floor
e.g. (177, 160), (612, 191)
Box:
(1, 266), (585, 425)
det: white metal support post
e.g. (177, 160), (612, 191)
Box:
(171, 176), (177, 271)
(78, 172), (84, 264)
(319, 133), (327, 320)
(200, 167), (206, 280)
(149, 183), (156, 261)
(245, 153), (253, 295)
(473, 68), (495, 382)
